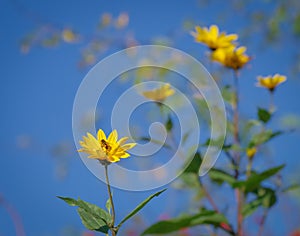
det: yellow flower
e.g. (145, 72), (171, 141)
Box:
(62, 29), (77, 43)
(211, 46), (250, 70)
(256, 74), (287, 92)
(191, 25), (238, 50)
(142, 83), (175, 102)
(246, 147), (257, 159)
(78, 129), (136, 164)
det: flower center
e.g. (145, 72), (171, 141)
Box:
(100, 139), (112, 153)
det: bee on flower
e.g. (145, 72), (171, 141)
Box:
(191, 25), (238, 50)
(256, 74), (287, 92)
(78, 129), (136, 165)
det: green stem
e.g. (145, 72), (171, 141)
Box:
(104, 165), (116, 236)
(269, 91), (275, 113)
(246, 158), (253, 178)
(233, 70), (243, 236)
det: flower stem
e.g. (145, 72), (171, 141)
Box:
(233, 70), (243, 236)
(104, 165), (116, 236)
(269, 91), (275, 113)
(246, 158), (253, 178)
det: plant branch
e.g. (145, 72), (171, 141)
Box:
(233, 70), (243, 236)
(258, 209), (268, 236)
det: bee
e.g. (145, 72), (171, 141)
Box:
(101, 139), (111, 152)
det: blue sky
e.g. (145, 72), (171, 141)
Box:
(1, 0), (300, 235)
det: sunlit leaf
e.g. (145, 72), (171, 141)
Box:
(57, 196), (111, 232)
(77, 208), (109, 233)
(209, 168), (236, 186)
(106, 198), (112, 215)
(281, 183), (300, 193)
(249, 129), (283, 147)
(142, 210), (230, 235)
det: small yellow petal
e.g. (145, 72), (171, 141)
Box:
(108, 129), (118, 143)
(209, 25), (219, 39)
(97, 129), (106, 141)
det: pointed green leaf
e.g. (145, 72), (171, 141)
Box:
(258, 108), (272, 123)
(76, 199), (112, 225)
(77, 208), (109, 233)
(233, 165), (285, 192)
(142, 210), (229, 235)
(209, 168), (236, 186)
(249, 130), (283, 147)
(183, 152), (202, 174)
(242, 187), (276, 217)
(117, 189), (166, 228)
(106, 198), (112, 215)
(57, 196), (78, 206)
(281, 183), (300, 193)
(57, 196), (112, 232)
(165, 116), (173, 132)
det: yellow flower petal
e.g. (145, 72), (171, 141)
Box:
(121, 143), (137, 151)
(97, 129), (106, 141)
(108, 129), (118, 143)
(209, 25), (219, 39)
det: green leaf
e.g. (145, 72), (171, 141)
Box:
(106, 198), (112, 215)
(76, 199), (112, 225)
(258, 108), (272, 123)
(183, 152), (202, 174)
(142, 210), (229, 235)
(165, 116), (173, 132)
(293, 14), (300, 36)
(233, 165), (285, 192)
(209, 168), (236, 186)
(77, 208), (109, 233)
(117, 189), (166, 229)
(242, 188), (276, 217)
(249, 129), (282, 147)
(57, 196), (78, 206)
(57, 196), (111, 233)
(281, 183), (300, 193)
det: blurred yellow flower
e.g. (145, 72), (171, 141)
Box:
(211, 46), (250, 70)
(78, 129), (136, 164)
(256, 74), (287, 92)
(101, 13), (112, 26)
(246, 147), (257, 159)
(191, 25), (238, 50)
(142, 83), (175, 102)
(115, 13), (129, 28)
(62, 29), (77, 43)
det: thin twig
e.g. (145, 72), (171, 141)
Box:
(199, 180), (219, 212)
(0, 194), (26, 236)
(258, 209), (268, 236)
